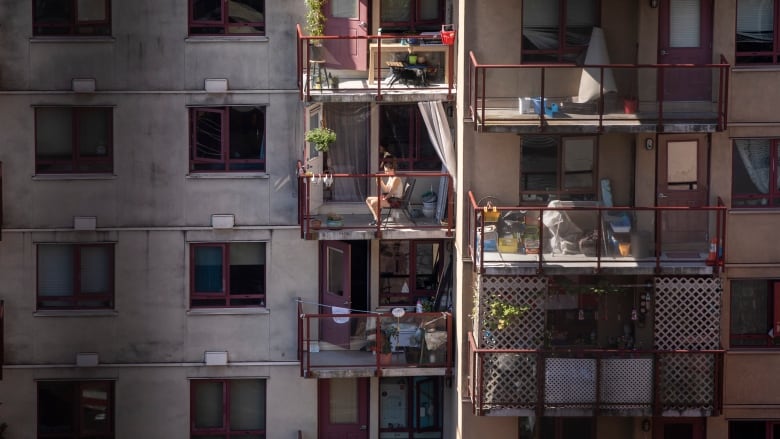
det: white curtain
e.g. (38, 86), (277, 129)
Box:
(418, 102), (457, 222)
(735, 139), (770, 194)
(577, 27), (617, 103)
(323, 104), (370, 202)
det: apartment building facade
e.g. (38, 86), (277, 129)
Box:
(455, 1), (780, 439)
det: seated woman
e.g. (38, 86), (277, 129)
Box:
(366, 158), (403, 226)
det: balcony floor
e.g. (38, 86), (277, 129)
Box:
(473, 108), (719, 134)
(304, 76), (455, 102)
(301, 349), (449, 378)
(305, 213), (453, 240)
(480, 250), (714, 275)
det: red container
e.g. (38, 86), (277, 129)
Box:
(441, 30), (455, 45)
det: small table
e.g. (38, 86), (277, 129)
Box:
(368, 43), (450, 84)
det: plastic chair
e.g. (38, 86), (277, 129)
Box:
(382, 178), (416, 227)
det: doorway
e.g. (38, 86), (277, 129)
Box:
(656, 135), (709, 254)
(658, 0), (713, 101)
(324, 0), (369, 70)
(318, 378), (370, 439)
(320, 241), (369, 349)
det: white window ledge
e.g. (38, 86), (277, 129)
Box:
(34, 309), (118, 317)
(30, 36), (116, 44)
(32, 173), (116, 181)
(186, 172), (270, 180)
(187, 308), (270, 316)
(185, 36), (269, 43)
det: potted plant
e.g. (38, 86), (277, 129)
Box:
(305, 126), (337, 153)
(326, 213), (343, 229)
(378, 325), (399, 364)
(304, 0), (327, 46)
(328, 73), (339, 89)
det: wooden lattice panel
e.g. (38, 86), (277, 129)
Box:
(658, 353), (716, 412)
(476, 275), (547, 349)
(544, 358), (596, 405)
(599, 358), (653, 407)
(654, 277), (721, 351)
(480, 353), (537, 409)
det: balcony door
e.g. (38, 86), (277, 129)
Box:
(657, 135), (709, 253)
(658, 0), (713, 101)
(654, 418), (705, 439)
(321, 241), (352, 349)
(324, 0), (369, 70)
(319, 378), (369, 439)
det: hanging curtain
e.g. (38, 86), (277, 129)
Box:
(735, 139), (770, 195)
(577, 27), (618, 103)
(417, 101), (456, 221)
(323, 103), (370, 202)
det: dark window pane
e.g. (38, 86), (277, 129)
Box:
(194, 0), (222, 21)
(35, 0), (74, 25)
(522, 136), (559, 191)
(37, 108), (73, 160)
(733, 139), (770, 197)
(229, 108), (265, 160)
(195, 246), (224, 292)
(195, 111), (224, 160)
(194, 381), (225, 429)
(78, 108), (111, 158)
(230, 380), (266, 430)
(229, 0), (264, 34)
(730, 280), (769, 335)
(39, 382), (77, 434)
(228, 243), (265, 295)
(80, 381), (111, 434)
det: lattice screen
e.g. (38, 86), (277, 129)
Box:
(480, 353), (537, 408)
(658, 353), (716, 413)
(600, 358), (654, 408)
(654, 276), (721, 351)
(476, 275), (547, 349)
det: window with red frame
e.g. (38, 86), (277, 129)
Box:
(36, 107), (113, 174)
(38, 380), (114, 438)
(379, 240), (443, 307)
(736, 0), (780, 64)
(380, 0), (444, 32)
(732, 139), (780, 207)
(730, 420), (780, 438)
(191, 379), (266, 438)
(33, 0), (111, 36)
(190, 106), (266, 172)
(520, 135), (597, 204)
(379, 105), (442, 171)
(731, 279), (780, 347)
(191, 242), (266, 307)
(189, 0), (265, 35)
(37, 243), (114, 310)
(522, 0), (599, 63)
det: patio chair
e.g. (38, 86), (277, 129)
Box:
(382, 178), (416, 227)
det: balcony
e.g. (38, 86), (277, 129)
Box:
(296, 25), (456, 103)
(297, 300), (453, 378)
(468, 52), (730, 134)
(467, 192), (726, 275)
(468, 333), (723, 417)
(298, 170), (454, 240)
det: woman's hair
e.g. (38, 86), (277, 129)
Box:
(381, 154), (396, 170)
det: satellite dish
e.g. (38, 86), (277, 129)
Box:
(391, 307), (406, 318)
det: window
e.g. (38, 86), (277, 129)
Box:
(191, 379), (266, 438)
(541, 417), (595, 439)
(37, 243), (114, 310)
(190, 106), (266, 172)
(732, 139), (780, 207)
(380, 105), (442, 171)
(379, 240), (443, 307)
(35, 107), (113, 174)
(730, 420), (780, 438)
(521, 136), (597, 203)
(380, 0), (444, 32)
(38, 380), (114, 438)
(522, 0), (598, 63)
(730, 279), (780, 347)
(189, 0), (265, 35)
(34, 0), (111, 36)
(191, 242), (266, 307)
(379, 377), (442, 435)
(736, 0), (780, 64)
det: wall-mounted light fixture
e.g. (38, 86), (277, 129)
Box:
(645, 138), (654, 150)
(650, 0), (659, 8)
(642, 418), (652, 432)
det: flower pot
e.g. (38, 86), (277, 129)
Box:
(326, 219), (343, 229)
(310, 219), (322, 230)
(624, 98), (638, 114)
(379, 352), (393, 365)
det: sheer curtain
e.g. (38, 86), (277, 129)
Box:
(418, 101), (456, 221)
(735, 139), (770, 195)
(324, 103), (370, 202)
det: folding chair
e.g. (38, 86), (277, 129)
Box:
(382, 178), (417, 227)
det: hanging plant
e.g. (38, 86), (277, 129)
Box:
(486, 298), (529, 331)
(304, 0), (327, 44)
(305, 126), (337, 152)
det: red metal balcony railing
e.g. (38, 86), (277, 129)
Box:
(468, 52), (730, 132)
(297, 299), (453, 378)
(468, 333), (723, 417)
(467, 191), (727, 274)
(296, 24), (455, 102)
(297, 168), (454, 238)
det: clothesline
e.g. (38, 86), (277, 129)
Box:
(294, 298), (381, 315)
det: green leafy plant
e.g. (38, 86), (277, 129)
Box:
(486, 299), (528, 331)
(380, 325), (399, 354)
(304, 0), (327, 43)
(305, 126), (337, 152)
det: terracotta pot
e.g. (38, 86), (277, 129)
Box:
(310, 219), (322, 230)
(379, 352), (393, 365)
